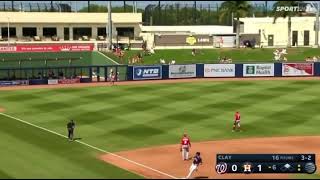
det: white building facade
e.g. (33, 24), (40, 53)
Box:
(239, 16), (319, 47)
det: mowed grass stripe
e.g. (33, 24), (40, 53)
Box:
(0, 115), (142, 179)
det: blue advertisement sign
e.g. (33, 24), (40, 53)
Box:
(0, 80), (29, 86)
(133, 66), (162, 80)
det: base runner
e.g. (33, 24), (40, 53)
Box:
(186, 152), (202, 179)
(180, 133), (191, 161)
(232, 111), (241, 132)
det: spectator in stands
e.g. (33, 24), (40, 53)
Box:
(169, 60), (176, 65)
(305, 57), (312, 62)
(313, 56), (318, 62)
(38, 72), (42, 79)
(142, 41), (147, 51)
(192, 48), (196, 56)
(137, 52), (142, 59)
(119, 51), (125, 64)
(49, 71), (55, 79)
(244, 40), (251, 48)
(59, 71), (64, 79)
(160, 59), (166, 64)
(251, 38), (256, 49)
(150, 47), (155, 55)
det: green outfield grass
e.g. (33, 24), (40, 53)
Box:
(104, 48), (320, 65)
(0, 51), (117, 68)
(0, 80), (320, 178)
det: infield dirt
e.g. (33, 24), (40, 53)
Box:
(100, 136), (320, 179)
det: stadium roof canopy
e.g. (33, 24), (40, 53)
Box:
(0, 12), (142, 24)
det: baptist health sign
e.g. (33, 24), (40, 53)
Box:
(243, 64), (274, 77)
(204, 64), (235, 77)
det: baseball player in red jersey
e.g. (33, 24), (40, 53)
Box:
(180, 133), (191, 161)
(232, 111), (241, 132)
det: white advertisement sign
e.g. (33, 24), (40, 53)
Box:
(204, 64), (235, 77)
(243, 64), (274, 77)
(48, 79), (58, 85)
(169, 64), (196, 78)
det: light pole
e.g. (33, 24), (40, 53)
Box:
(315, 2), (319, 47)
(7, 17), (10, 47)
(108, 1), (112, 50)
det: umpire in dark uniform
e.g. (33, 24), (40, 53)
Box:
(67, 120), (75, 141)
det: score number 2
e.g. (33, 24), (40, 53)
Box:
(301, 155), (312, 161)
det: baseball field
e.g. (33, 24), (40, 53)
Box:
(0, 77), (320, 179)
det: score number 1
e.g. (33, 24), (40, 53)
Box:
(257, 164), (262, 172)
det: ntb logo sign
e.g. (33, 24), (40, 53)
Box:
(133, 66), (162, 80)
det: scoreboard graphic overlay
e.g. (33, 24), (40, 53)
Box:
(216, 154), (316, 174)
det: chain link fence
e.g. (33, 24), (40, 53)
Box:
(0, 1), (272, 25)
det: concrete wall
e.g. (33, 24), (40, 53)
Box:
(0, 23), (142, 41)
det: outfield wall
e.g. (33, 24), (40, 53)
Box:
(0, 62), (319, 86)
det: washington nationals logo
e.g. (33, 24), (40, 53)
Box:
(216, 162), (228, 174)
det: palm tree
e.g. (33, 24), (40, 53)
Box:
(219, 1), (252, 48)
(273, 1), (301, 48)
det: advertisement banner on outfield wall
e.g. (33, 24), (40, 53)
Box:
(0, 44), (94, 53)
(0, 80), (29, 86)
(204, 64), (235, 77)
(133, 66), (162, 80)
(282, 63), (314, 76)
(169, 64), (196, 78)
(243, 64), (274, 77)
(48, 79), (59, 85)
(58, 79), (80, 84)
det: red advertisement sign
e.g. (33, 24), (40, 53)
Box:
(58, 79), (80, 84)
(0, 46), (17, 52)
(282, 63), (314, 76)
(0, 44), (94, 52)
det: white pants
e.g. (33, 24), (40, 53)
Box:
(186, 163), (198, 179)
(236, 120), (240, 128)
(181, 145), (189, 160)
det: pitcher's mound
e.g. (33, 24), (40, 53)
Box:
(100, 136), (320, 179)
